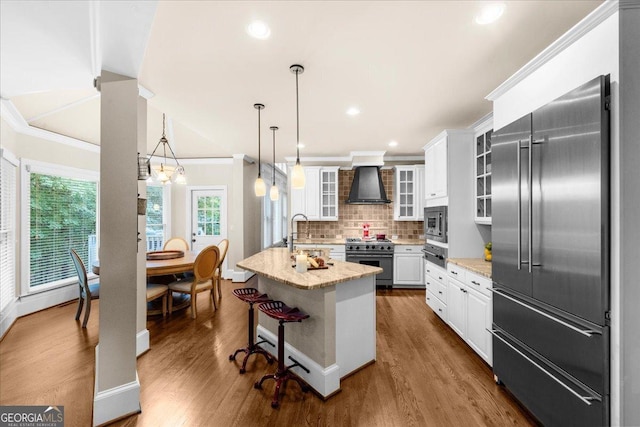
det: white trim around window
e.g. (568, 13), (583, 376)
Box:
(20, 158), (99, 296)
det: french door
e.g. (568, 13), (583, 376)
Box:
(190, 187), (227, 253)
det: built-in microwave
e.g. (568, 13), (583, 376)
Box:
(424, 206), (448, 243)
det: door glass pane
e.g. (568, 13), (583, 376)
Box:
(197, 195), (221, 236)
(477, 135), (484, 155)
(477, 156), (484, 175)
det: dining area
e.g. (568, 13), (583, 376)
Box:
(73, 237), (229, 327)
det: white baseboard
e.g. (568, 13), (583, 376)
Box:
(17, 284), (78, 317)
(0, 299), (18, 340)
(231, 269), (255, 283)
(136, 329), (149, 356)
(93, 346), (141, 426)
(256, 325), (340, 398)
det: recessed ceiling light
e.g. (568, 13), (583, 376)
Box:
(475, 2), (506, 25)
(247, 21), (271, 39)
(388, 141), (398, 147)
(346, 107), (360, 116)
(297, 143), (305, 149)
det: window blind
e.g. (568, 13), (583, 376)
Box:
(29, 173), (97, 288)
(1, 156), (17, 312)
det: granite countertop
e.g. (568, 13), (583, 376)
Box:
(447, 258), (492, 279)
(237, 248), (382, 290)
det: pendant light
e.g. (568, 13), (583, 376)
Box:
(269, 126), (280, 201)
(290, 64), (305, 189)
(254, 103), (266, 197)
(148, 113), (186, 185)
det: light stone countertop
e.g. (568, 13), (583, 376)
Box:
(237, 248), (382, 290)
(447, 258), (492, 279)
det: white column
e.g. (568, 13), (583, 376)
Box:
(93, 70), (140, 426)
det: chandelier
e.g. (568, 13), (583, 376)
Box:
(148, 113), (186, 185)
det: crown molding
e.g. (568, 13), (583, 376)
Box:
(486, 0), (619, 101)
(1, 98), (100, 153)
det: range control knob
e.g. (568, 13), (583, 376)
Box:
(366, 245), (370, 250)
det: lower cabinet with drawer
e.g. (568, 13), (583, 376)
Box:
(393, 245), (425, 287)
(425, 260), (448, 322)
(446, 262), (493, 366)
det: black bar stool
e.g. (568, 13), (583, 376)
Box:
(229, 288), (274, 373)
(254, 300), (310, 408)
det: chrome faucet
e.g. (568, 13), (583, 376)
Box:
(289, 213), (309, 253)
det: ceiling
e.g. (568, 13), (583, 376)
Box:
(1, 1), (603, 164)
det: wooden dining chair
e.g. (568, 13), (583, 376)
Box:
(69, 249), (100, 328)
(214, 239), (229, 300)
(168, 245), (219, 319)
(163, 237), (189, 252)
(146, 283), (169, 317)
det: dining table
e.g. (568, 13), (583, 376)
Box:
(92, 250), (199, 315)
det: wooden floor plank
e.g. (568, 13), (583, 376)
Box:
(0, 282), (536, 426)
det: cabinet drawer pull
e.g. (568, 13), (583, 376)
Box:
(438, 291), (443, 295)
(488, 328), (601, 406)
(438, 308), (443, 312)
(430, 193), (436, 196)
(451, 270), (458, 275)
(489, 288), (601, 337)
(471, 280), (480, 286)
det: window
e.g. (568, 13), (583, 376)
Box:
(21, 160), (99, 294)
(145, 185), (167, 251)
(261, 163), (288, 249)
(1, 149), (18, 313)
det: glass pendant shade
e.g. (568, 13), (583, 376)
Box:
(270, 184), (279, 201)
(291, 162), (305, 189)
(254, 177), (266, 196)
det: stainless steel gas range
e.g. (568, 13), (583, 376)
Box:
(345, 237), (394, 288)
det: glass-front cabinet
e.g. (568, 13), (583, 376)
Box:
(475, 127), (492, 224)
(320, 167), (339, 220)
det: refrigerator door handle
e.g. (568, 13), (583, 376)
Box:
(488, 328), (601, 406)
(517, 139), (522, 270)
(528, 135), (533, 273)
(489, 288), (602, 337)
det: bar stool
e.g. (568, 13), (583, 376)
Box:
(254, 300), (310, 408)
(229, 288), (275, 374)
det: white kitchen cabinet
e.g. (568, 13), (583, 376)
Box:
(290, 166), (338, 221)
(424, 137), (447, 202)
(425, 261), (447, 322)
(446, 277), (467, 338)
(320, 167), (339, 220)
(394, 165), (425, 221)
(393, 245), (424, 286)
(445, 263), (493, 365)
(474, 116), (493, 225)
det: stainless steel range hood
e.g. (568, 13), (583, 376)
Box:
(346, 166), (391, 204)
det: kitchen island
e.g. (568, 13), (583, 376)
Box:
(237, 248), (382, 398)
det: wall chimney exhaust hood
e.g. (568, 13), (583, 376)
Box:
(346, 166), (391, 204)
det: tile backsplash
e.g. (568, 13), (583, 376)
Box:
(303, 169), (423, 240)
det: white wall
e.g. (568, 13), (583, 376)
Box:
(489, 3), (640, 424)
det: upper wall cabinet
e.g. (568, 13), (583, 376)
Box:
(394, 165), (424, 221)
(424, 136), (448, 203)
(474, 116), (493, 225)
(290, 166), (339, 221)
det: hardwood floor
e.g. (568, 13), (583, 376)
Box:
(0, 280), (536, 426)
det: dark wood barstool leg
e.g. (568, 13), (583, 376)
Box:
(254, 320), (310, 408)
(229, 301), (274, 373)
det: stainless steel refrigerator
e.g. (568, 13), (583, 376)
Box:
(491, 75), (610, 426)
